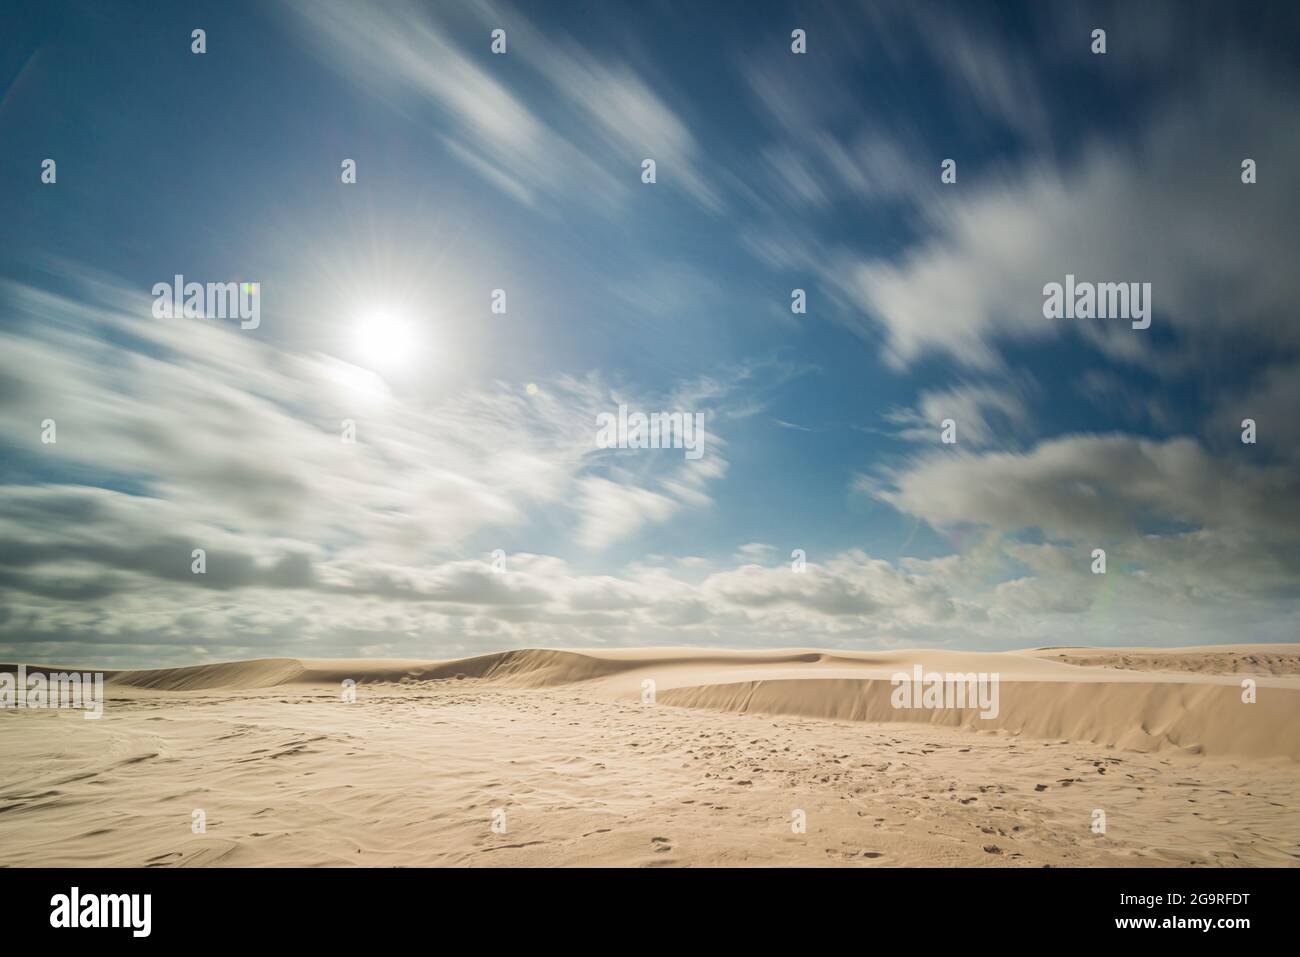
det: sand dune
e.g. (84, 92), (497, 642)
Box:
(1, 645), (1297, 867)
(20, 644), (1292, 760)
(1034, 645), (1300, 677)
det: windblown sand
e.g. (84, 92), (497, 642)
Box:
(2, 645), (1298, 867)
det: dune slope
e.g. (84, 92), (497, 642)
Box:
(1, 645), (1298, 867)
(7, 644), (1297, 760)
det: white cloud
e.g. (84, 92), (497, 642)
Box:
(0, 275), (736, 567)
(735, 543), (777, 562)
(885, 379), (1034, 447)
(572, 477), (680, 550)
(286, 0), (719, 216)
(861, 433), (1299, 542)
(819, 69), (1300, 369)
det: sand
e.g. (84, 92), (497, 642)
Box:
(1, 645), (1297, 867)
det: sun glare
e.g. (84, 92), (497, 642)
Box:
(353, 307), (418, 370)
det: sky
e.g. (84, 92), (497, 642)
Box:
(0, 0), (1297, 667)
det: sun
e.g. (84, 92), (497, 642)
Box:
(353, 307), (418, 370)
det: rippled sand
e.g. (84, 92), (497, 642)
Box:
(2, 645), (1297, 866)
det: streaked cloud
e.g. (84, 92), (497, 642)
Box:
(286, 0), (720, 215)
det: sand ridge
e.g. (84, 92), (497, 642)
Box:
(1, 645), (1297, 867)
(10, 644), (1295, 759)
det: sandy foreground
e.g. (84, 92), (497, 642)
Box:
(1, 645), (1298, 867)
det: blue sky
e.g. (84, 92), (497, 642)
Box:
(1, 0), (1298, 666)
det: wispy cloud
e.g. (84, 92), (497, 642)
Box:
(286, 0), (720, 216)
(885, 379), (1035, 448)
(818, 69), (1299, 369)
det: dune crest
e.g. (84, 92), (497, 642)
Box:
(7, 644), (1297, 760)
(659, 677), (1299, 761)
(3, 644), (1298, 868)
